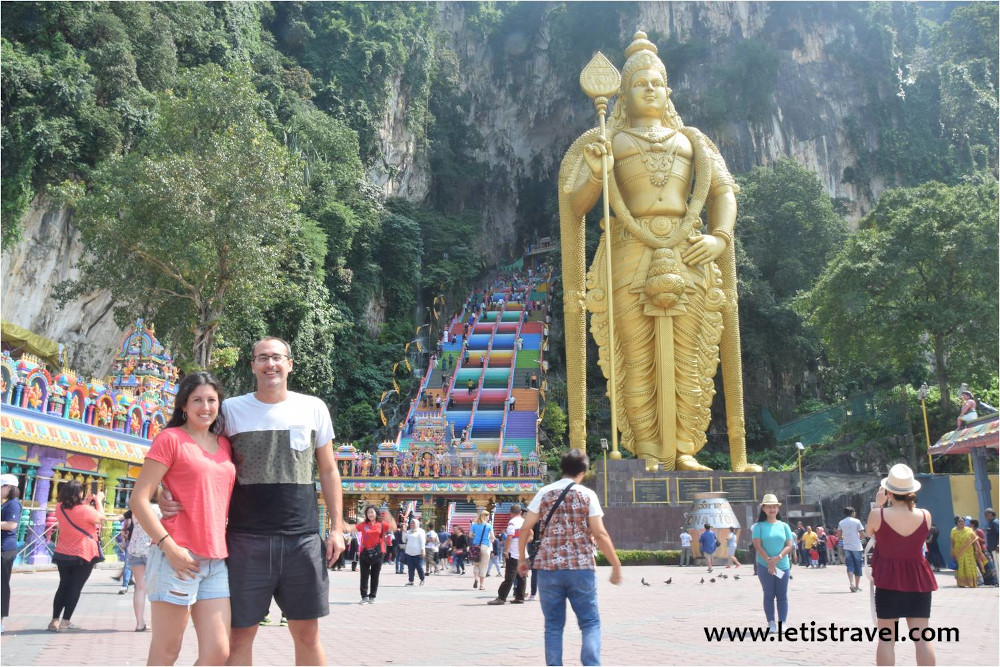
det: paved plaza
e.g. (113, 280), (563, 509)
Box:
(1, 562), (997, 666)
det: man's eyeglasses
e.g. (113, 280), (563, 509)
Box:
(253, 354), (290, 364)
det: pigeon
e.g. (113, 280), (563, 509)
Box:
(718, 574), (728, 579)
(710, 578), (716, 583)
(700, 577), (705, 584)
(734, 575), (741, 581)
(641, 577), (651, 587)
(664, 578), (672, 585)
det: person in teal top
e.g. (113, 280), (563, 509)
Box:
(751, 494), (796, 634)
(469, 510), (494, 591)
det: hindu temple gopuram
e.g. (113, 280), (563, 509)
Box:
(0, 319), (178, 564)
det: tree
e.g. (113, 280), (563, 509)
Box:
(56, 65), (302, 368)
(798, 178), (999, 409)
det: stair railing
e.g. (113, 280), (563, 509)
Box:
(498, 308), (525, 451)
(467, 303), (501, 438)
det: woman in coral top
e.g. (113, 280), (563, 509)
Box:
(131, 372), (236, 666)
(49, 480), (106, 632)
(866, 464), (938, 666)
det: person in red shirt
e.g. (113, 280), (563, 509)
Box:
(348, 505), (395, 604)
(49, 480), (106, 632)
(131, 372), (236, 666)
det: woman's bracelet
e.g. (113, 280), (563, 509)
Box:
(157, 533), (170, 547)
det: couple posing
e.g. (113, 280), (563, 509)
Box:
(130, 337), (346, 665)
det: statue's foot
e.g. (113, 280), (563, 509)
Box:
(643, 458), (660, 472)
(675, 455), (712, 471)
(734, 463), (763, 473)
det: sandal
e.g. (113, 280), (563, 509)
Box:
(46, 623), (60, 633)
(135, 625), (147, 632)
(60, 622), (81, 631)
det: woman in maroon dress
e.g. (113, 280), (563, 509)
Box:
(866, 464), (938, 666)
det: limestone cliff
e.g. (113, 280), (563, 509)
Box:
(0, 2), (947, 363)
(1, 199), (123, 376)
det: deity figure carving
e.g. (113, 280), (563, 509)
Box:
(559, 32), (758, 472)
(27, 384), (42, 409)
(68, 396), (81, 421)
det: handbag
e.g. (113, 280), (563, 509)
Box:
(60, 504), (104, 564)
(529, 482), (576, 566)
(468, 526), (488, 561)
(359, 522), (384, 564)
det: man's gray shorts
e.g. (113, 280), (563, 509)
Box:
(226, 532), (329, 628)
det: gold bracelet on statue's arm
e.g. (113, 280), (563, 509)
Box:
(712, 229), (733, 247)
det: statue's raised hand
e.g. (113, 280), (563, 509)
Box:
(583, 138), (614, 180)
(682, 234), (727, 266)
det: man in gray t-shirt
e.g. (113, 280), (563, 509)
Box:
(837, 507), (866, 592)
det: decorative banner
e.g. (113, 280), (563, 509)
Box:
(380, 409), (387, 426)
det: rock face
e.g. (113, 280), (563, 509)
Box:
(3, 2), (898, 360)
(1, 198), (123, 376)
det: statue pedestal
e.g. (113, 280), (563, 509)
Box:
(586, 459), (793, 553)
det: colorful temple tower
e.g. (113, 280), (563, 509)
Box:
(0, 319), (176, 565)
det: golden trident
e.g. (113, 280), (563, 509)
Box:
(580, 53), (622, 458)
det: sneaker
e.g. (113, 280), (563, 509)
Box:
(367, 598), (375, 604)
(279, 616), (288, 627)
(360, 597), (369, 604)
(768, 621), (777, 634)
(528, 594), (536, 601)
(487, 598), (506, 605)
(405, 582), (414, 587)
(118, 587), (128, 595)
(259, 615), (271, 626)
(419, 579), (425, 586)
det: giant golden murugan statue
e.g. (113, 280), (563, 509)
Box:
(558, 32), (759, 472)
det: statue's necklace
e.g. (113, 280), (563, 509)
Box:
(622, 128), (679, 187)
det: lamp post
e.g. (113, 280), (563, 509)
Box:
(918, 383), (934, 474)
(795, 442), (805, 504)
(600, 438), (609, 506)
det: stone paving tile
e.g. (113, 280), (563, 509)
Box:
(1, 564), (997, 665)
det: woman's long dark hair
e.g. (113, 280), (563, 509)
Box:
(757, 508), (784, 522)
(57, 480), (84, 509)
(164, 371), (226, 434)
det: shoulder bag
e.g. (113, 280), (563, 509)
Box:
(528, 482), (576, 566)
(59, 504), (105, 564)
(468, 525), (488, 562)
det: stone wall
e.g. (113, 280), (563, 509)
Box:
(582, 459), (794, 551)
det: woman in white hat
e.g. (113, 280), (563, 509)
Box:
(865, 463), (937, 666)
(751, 494), (795, 634)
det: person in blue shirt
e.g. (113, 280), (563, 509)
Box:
(1, 473), (23, 634)
(698, 523), (718, 572)
(751, 494), (796, 634)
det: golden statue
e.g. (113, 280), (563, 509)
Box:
(558, 32), (759, 472)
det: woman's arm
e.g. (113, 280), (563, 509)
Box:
(129, 460), (199, 579)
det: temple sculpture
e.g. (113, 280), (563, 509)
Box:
(558, 32), (760, 472)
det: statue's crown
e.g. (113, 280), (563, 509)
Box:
(621, 30), (667, 88)
(625, 31), (658, 59)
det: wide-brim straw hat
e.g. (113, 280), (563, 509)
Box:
(760, 493), (781, 506)
(881, 463), (921, 494)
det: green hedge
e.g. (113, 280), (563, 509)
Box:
(596, 549), (754, 566)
